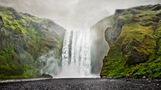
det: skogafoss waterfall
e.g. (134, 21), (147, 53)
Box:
(39, 29), (99, 78)
(57, 30), (96, 78)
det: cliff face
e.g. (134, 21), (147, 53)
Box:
(0, 6), (65, 79)
(90, 16), (110, 74)
(101, 4), (161, 79)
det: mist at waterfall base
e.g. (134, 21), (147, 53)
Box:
(39, 29), (99, 78)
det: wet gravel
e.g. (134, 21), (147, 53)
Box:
(0, 78), (161, 90)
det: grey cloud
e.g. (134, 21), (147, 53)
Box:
(0, 0), (160, 29)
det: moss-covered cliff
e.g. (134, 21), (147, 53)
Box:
(101, 4), (161, 79)
(0, 6), (65, 79)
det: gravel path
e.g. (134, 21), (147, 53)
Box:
(0, 78), (161, 90)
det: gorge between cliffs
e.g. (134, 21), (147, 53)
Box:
(0, 4), (161, 80)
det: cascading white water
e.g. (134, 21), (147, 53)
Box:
(39, 29), (99, 78)
(56, 29), (95, 78)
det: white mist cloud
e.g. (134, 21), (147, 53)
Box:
(0, 0), (160, 29)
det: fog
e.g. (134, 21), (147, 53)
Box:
(0, 0), (160, 30)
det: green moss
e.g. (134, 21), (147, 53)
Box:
(0, 6), (64, 79)
(101, 5), (161, 79)
(0, 65), (39, 79)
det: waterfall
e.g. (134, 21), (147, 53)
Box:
(56, 30), (95, 78)
(39, 29), (99, 78)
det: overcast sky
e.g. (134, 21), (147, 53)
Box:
(0, 0), (161, 30)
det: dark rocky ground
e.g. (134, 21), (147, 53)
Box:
(0, 78), (161, 90)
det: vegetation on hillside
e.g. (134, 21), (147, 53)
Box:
(0, 6), (64, 79)
(101, 4), (161, 79)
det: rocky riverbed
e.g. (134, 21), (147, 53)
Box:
(0, 78), (161, 90)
